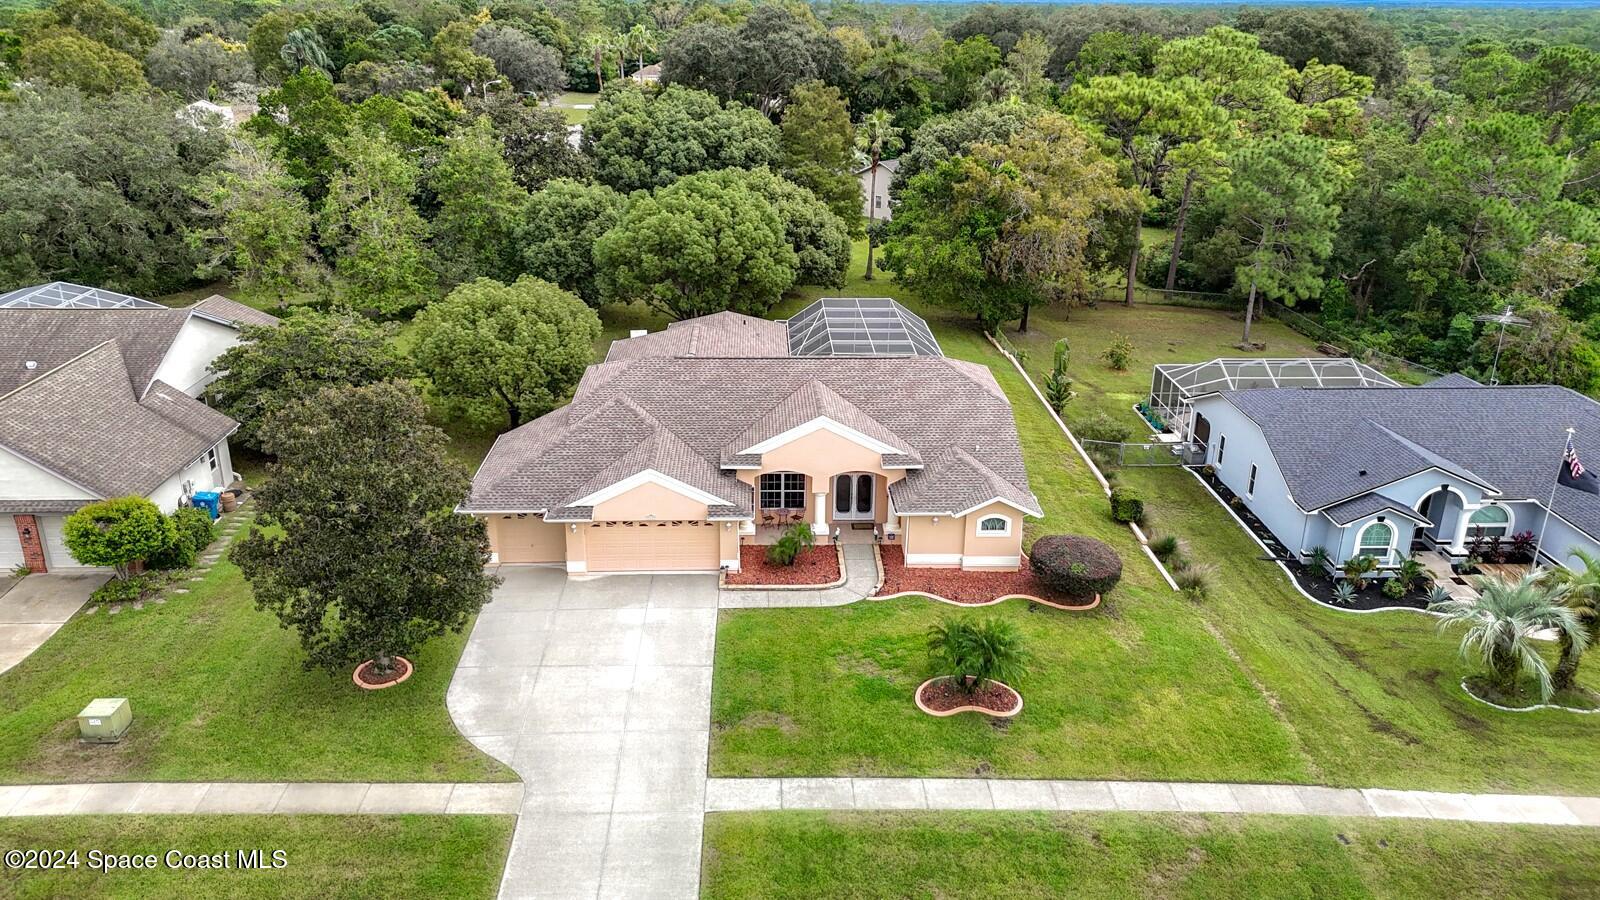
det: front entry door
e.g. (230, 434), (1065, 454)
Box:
(833, 473), (876, 522)
(14, 515), (46, 573)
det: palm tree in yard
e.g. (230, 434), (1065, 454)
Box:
(1431, 571), (1586, 701)
(1543, 548), (1600, 691)
(624, 25), (655, 77)
(855, 109), (902, 281)
(582, 32), (610, 89)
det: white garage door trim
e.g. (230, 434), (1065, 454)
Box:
(585, 520), (719, 573)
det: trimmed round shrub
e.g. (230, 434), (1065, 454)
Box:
(1030, 535), (1123, 598)
(1109, 486), (1144, 524)
(63, 496), (175, 579)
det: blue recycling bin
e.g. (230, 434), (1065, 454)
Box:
(191, 491), (221, 519)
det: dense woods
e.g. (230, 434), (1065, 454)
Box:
(1, 0), (1598, 390)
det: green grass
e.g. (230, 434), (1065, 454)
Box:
(702, 811), (1600, 900)
(712, 239), (1600, 792)
(0, 553), (513, 784)
(0, 815), (512, 899)
(550, 91), (600, 125)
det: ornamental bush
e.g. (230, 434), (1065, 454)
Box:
(63, 497), (175, 580)
(1030, 534), (1123, 598)
(1109, 486), (1145, 523)
(767, 522), (816, 566)
(148, 506), (218, 570)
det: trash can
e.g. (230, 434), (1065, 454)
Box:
(78, 698), (132, 743)
(191, 491), (221, 519)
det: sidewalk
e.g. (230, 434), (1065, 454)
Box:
(705, 777), (1600, 827)
(0, 782), (522, 816)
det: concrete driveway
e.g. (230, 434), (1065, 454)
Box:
(0, 573), (103, 675)
(447, 566), (718, 900)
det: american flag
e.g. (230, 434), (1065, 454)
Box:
(1559, 433), (1600, 495)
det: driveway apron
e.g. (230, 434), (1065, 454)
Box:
(448, 567), (718, 900)
(0, 572), (102, 675)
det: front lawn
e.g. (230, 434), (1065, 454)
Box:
(0, 556), (512, 784)
(713, 240), (1600, 793)
(702, 811), (1600, 899)
(0, 814), (512, 899)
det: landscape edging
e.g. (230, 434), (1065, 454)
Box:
(720, 543), (848, 591)
(1458, 680), (1600, 716)
(872, 590), (1100, 611)
(914, 676), (1023, 718)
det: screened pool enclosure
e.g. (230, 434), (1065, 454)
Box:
(1148, 358), (1398, 437)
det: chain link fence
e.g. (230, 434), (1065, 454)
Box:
(1081, 439), (1201, 468)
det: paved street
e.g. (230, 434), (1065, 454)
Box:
(0, 572), (102, 675)
(447, 566), (718, 900)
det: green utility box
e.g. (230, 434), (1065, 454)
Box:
(77, 698), (131, 744)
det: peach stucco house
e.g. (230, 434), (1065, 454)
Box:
(461, 298), (1042, 574)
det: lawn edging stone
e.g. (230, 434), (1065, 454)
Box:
(873, 590), (1100, 611)
(915, 676), (1023, 719)
(1458, 680), (1600, 716)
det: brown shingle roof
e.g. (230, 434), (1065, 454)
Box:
(190, 295), (282, 329)
(0, 343), (236, 499)
(466, 333), (1039, 518)
(604, 312), (789, 361)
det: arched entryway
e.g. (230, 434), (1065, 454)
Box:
(1416, 487), (1466, 549)
(833, 472), (876, 522)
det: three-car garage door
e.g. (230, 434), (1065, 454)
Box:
(586, 521), (719, 572)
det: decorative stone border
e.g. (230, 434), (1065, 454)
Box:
(873, 590), (1100, 611)
(1458, 680), (1600, 716)
(719, 544), (848, 591)
(915, 676), (1023, 718)
(353, 656), (413, 691)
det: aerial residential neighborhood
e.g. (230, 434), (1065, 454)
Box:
(2, 0), (1600, 898)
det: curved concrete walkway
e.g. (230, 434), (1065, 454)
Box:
(719, 543), (879, 609)
(447, 566), (718, 900)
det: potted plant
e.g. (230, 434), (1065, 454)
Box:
(916, 617), (1029, 717)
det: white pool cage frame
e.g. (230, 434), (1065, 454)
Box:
(1149, 357), (1398, 438)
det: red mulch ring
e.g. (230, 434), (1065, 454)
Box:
(352, 656), (413, 690)
(877, 546), (1092, 607)
(724, 544), (842, 587)
(918, 677), (1021, 715)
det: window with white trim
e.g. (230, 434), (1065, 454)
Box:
(1468, 505), (1510, 539)
(1357, 521), (1394, 561)
(1217, 434), (1226, 464)
(206, 446), (220, 477)
(758, 473), (806, 509)
(976, 514), (1012, 537)
(1247, 464), (1257, 497)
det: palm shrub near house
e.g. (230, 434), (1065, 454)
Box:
(62, 497), (175, 581)
(1544, 549), (1600, 692)
(1029, 534), (1123, 599)
(1430, 572), (1587, 702)
(926, 617), (1029, 695)
(766, 523), (816, 567)
(1341, 555), (1378, 590)
(234, 381), (498, 679)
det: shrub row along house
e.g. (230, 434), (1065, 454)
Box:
(463, 299), (1042, 573)
(0, 283), (277, 572)
(1183, 369), (1600, 574)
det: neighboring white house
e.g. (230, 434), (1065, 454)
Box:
(858, 158), (899, 222)
(1187, 373), (1600, 574)
(0, 284), (278, 572)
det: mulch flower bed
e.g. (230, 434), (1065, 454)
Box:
(724, 545), (841, 587)
(353, 656), (413, 690)
(1287, 560), (1431, 611)
(916, 676), (1022, 717)
(877, 546), (1093, 607)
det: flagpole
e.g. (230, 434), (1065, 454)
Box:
(1534, 426), (1577, 569)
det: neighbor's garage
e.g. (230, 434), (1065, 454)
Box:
(586, 520), (719, 572)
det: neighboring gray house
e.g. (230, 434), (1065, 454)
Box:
(0, 284), (278, 572)
(858, 158), (899, 222)
(1188, 373), (1600, 573)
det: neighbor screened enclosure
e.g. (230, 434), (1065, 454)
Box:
(1149, 358), (1397, 435)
